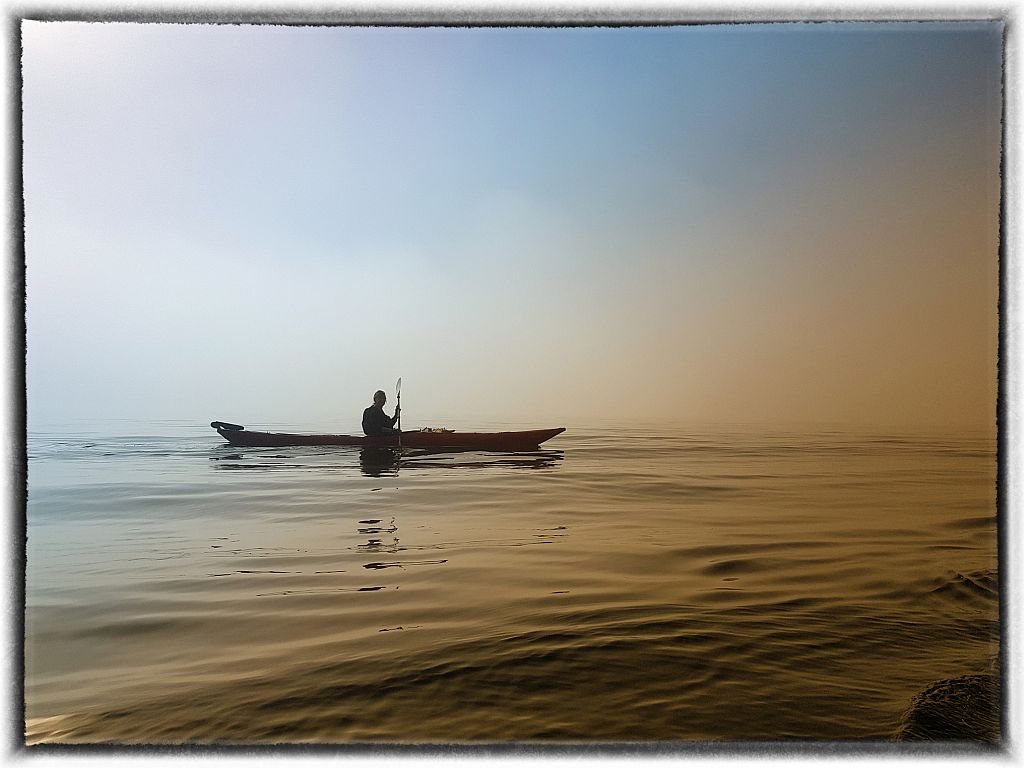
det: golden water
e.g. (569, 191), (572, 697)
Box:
(24, 421), (998, 744)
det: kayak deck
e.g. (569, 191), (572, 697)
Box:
(212, 423), (565, 451)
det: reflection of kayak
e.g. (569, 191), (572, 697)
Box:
(211, 422), (565, 451)
(358, 446), (563, 477)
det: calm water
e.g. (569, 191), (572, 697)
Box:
(24, 420), (999, 744)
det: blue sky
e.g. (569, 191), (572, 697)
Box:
(23, 22), (1001, 430)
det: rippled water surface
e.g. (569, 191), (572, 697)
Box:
(24, 420), (999, 744)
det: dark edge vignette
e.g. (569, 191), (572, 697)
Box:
(997, 12), (1010, 757)
(10, 3), (1014, 764)
(7, 2), (1015, 26)
(7, 5), (26, 763)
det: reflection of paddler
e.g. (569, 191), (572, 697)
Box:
(359, 447), (400, 477)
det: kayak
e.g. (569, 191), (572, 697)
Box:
(211, 421), (565, 451)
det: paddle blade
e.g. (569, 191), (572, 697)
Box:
(396, 377), (402, 396)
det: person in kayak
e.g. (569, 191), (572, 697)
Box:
(362, 390), (400, 437)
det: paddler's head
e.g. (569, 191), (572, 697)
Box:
(373, 390), (387, 407)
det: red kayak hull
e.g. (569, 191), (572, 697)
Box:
(215, 426), (565, 451)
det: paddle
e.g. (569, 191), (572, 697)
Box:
(396, 377), (402, 451)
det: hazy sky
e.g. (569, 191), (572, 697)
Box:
(23, 22), (1001, 431)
